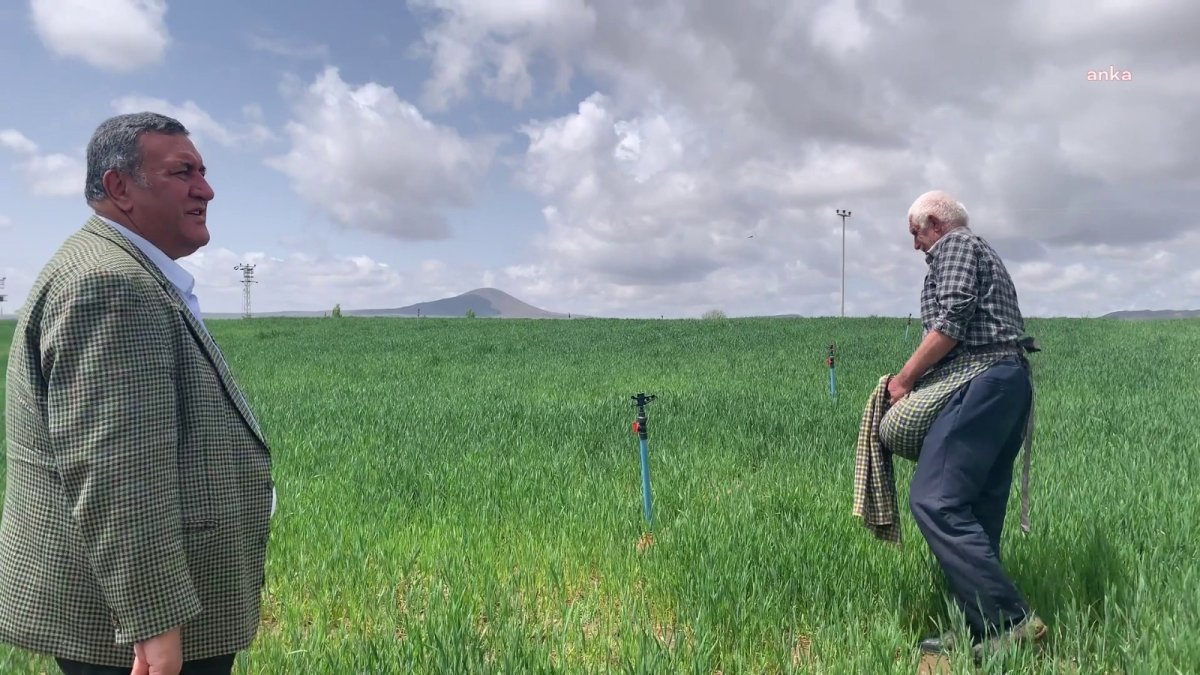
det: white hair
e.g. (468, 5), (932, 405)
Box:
(908, 190), (969, 231)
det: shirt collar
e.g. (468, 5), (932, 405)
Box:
(924, 227), (967, 264)
(95, 213), (196, 296)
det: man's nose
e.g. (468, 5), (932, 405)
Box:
(193, 175), (215, 201)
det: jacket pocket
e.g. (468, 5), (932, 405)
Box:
(5, 439), (56, 469)
(176, 440), (217, 532)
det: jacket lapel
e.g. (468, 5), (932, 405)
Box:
(84, 217), (268, 448)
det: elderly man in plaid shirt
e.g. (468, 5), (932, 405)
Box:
(887, 190), (1046, 659)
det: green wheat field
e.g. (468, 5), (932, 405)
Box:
(1, 317), (1198, 674)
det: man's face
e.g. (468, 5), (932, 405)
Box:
(122, 132), (214, 259)
(909, 216), (941, 253)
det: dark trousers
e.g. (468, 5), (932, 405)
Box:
(909, 356), (1032, 639)
(56, 653), (236, 675)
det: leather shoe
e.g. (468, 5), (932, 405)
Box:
(973, 614), (1048, 661)
(918, 631), (958, 655)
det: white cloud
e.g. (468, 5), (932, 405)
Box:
(177, 246), (490, 314)
(22, 153), (85, 198)
(30, 0), (169, 72)
(265, 66), (498, 240)
(0, 128), (85, 198)
(1015, 0), (1194, 46)
(0, 130), (38, 154)
(407, 0), (596, 110)
(245, 32), (330, 60)
(0, 215), (12, 230)
(512, 91), (917, 316)
(1011, 261), (1104, 295)
(810, 0), (871, 59)
(397, 0), (1200, 316)
(111, 96), (276, 148)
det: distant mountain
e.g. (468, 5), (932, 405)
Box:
(203, 310), (329, 319)
(1100, 309), (1200, 320)
(347, 287), (573, 318)
(202, 288), (578, 319)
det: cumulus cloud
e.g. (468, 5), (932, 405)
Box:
(111, 96), (276, 148)
(30, 0), (169, 72)
(520, 94), (757, 285)
(0, 128), (85, 198)
(407, 0), (596, 110)
(265, 66), (499, 240)
(512, 91), (918, 315)
(402, 0), (1200, 317)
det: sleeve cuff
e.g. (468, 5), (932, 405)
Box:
(931, 316), (966, 342)
(112, 584), (202, 645)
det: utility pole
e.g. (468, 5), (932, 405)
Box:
(836, 209), (851, 317)
(234, 264), (257, 319)
(0, 276), (6, 317)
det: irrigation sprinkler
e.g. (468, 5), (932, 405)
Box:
(630, 393), (657, 527)
(826, 343), (838, 399)
(904, 314), (912, 342)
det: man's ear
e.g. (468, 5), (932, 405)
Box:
(101, 169), (135, 211)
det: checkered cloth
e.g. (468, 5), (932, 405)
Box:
(853, 376), (901, 544)
(854, 346), (1038, 544)
(879, 349), (1016, 461)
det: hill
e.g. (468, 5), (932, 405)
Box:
(1100, 309), (1200, 320)
(202, 288), (576, 319)
(346, 287), (573, 318)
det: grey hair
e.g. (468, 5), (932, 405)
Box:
(84, 112), (189, 203)
(908, 190), (969, 231)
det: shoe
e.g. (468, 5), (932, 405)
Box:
(973, 614), (1047, 661)
(918, 631), (958, 655)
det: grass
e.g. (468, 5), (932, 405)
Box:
(1, 316), (1198, 673)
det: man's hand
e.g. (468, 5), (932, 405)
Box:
(132, 625), (183, 675)
(887, 374), (913, 403)
(891, 329), (959, 402)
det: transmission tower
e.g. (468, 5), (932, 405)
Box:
(0, 277), (6, 317)
(234, 264), (257, 319)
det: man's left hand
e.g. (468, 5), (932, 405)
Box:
(887, 375), (913, 402)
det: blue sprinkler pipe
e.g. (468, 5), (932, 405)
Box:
(826, 343), (838, 399)
(631, 393), (656, 527)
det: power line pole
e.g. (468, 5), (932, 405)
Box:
(0, 276), (6, 317)
(234, 264), (257, 319)
(835, 209), (851, 318)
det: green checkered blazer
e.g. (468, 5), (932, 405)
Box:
(1, 216), (273, 667)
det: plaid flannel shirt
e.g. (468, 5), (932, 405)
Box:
(921, 227), (1024, 363)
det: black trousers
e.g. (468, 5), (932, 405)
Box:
(56, 653), (236, 675)
(909, 355), (1033, 639)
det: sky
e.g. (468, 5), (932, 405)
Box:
(1, 0), (1198, 319)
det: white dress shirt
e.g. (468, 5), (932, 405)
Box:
(96, 214), (208, 334)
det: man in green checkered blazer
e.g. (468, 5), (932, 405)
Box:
(1, 113), (273, 674)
